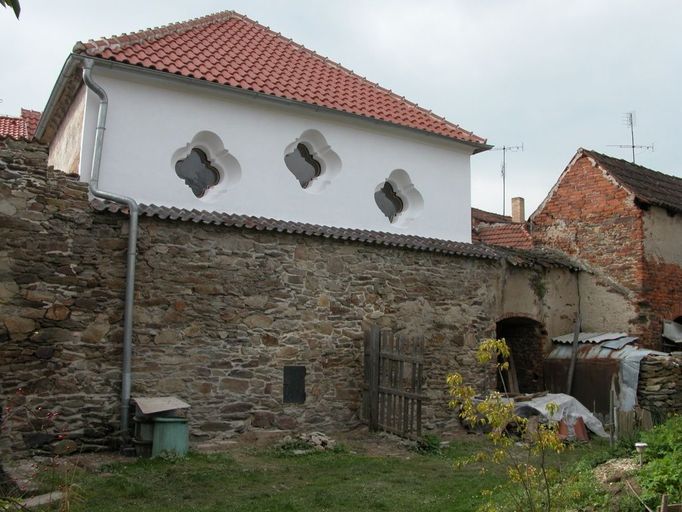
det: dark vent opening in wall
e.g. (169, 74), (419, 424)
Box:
(283, 366), (306, 404)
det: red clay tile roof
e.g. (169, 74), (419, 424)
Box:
(476, 223), (533, 249)
(21, 109), (41, 139)
(0, 116), (29, 139)
(582, 149), (682, 215)
(0, 109), (42, 140)
(74, 11), (486, 146)
(471, 207), (512, 227)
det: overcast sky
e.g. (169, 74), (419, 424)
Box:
(2, 0), (680, 216)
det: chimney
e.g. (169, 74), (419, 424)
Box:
(511, 197), (525, 223)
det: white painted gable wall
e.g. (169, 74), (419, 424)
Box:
(77, 65), (473, 242)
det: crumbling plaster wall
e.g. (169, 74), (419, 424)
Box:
(46, 85), (86, 175)
(577, 271), (638, 334)
(501, 266), (577, 345)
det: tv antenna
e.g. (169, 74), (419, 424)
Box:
(607, 112), (653, 164)
(492, 144), (523, 215)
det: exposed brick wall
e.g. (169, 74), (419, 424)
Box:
(531, 154), (655, 344)
(642, 260), (682, 345)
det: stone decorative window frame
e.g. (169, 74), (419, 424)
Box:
(374, 169), (424, 227)
(171, 131), (241, 202)
(283, 129), (341, 194)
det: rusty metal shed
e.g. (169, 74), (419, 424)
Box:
(544, 333), (664, 419)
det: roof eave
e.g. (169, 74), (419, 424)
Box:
(76, 57), (491, 152)
(34, 54), (84, 143)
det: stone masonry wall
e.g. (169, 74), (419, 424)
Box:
(531, 154), (652, 344)
(1, 138), (125, 457)
(637, 353), (682, 418)
(4, 138), (578, 458)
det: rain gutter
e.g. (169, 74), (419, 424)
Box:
(83, 57), (493, 155)
(82, 59), (138, 446)
(34, 55), (80, 142)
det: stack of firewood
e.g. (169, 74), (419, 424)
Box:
(637, 353), (682, 417)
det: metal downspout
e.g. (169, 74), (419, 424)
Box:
(82, 59), (138, 446)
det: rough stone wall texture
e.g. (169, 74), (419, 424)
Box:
(531, 154), (657, 345)
(637, 353), (682, 417)
(1, 137), (124, 457)
(3, 138), (585, 458)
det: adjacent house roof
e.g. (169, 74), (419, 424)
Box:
(21, 109), (41, 138)
(0, 109), (41, 140)
(470, 207), (532, 249)
(69, 11), (486, 148)
(471, 207), (512, 227)
(476, 223), (533, 249)
(581, 149), (682, 215)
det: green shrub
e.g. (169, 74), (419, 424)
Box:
(640, 455), (682, 504)
(641, 414), (682, 460)
(638, 415), (682, 505)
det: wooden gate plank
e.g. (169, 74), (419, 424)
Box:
(365, 326), (426, 439)
(368, 324), (380, 431)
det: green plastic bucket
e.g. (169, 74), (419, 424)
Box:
(151, 417), (189, 458)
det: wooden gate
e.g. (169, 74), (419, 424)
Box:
(362, 325), (425, 439)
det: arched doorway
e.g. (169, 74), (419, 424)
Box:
(496, 317), (548, 394)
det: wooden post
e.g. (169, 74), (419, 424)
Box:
(416, 336), (423, 437)
(566, 313), (581, 395)
(368, 324), (381, 432)
(660, 494), (668, 512)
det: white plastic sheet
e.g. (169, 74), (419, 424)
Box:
(522, 393), (608, 438)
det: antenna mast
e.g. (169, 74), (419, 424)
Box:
(607, 112), (653, 164)
(492, 144), (523, 215)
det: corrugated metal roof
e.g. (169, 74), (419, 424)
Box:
(547, 343), (664, 361)
(552, 332), (630, 345)
(601, 337), (639, 350)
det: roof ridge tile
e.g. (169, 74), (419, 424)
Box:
(75, 10), (238, 54)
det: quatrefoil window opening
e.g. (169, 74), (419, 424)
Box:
(175, 147), (221, 198)
(284, 143), (322, 189)
(375, 181), (404, 223)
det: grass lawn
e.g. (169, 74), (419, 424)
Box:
(39, 435), (612, 512)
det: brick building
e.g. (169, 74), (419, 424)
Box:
(529, 148), (682, 348)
